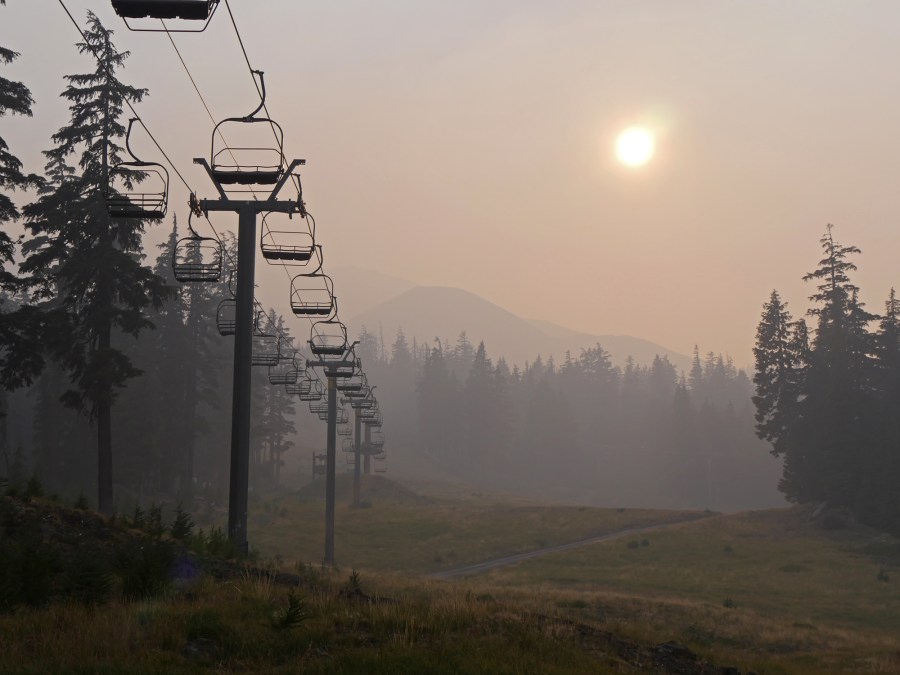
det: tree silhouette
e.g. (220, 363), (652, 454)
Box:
(7, 13), (168, 513)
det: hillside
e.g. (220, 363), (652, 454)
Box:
(347, 284), (691, 369)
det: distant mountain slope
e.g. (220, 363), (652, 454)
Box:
(329, 266), (416, 320)
(348, 285), (690, 370)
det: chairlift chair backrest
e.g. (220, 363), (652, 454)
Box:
(106, 118), (168, 220)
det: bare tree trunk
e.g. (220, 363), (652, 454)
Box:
(97, 323), (113, 515)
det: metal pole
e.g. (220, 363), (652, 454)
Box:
(364, 424), (371, 475)
(353, 407), (362, 507)
(227, 206), (257, 555)
(324, 373), (337, 565)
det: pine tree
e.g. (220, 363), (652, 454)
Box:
(800, 226), (874, 506)
(464, 341), (495, 464)
(752, 291), (799, 458)
(9, 13), (169, 514)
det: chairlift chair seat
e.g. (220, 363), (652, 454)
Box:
(111, 0), (214, 20)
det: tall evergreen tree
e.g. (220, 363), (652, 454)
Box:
(800, 226), (874, 506)
(752, 290), (800, 461)
(8, 13), (168, 513)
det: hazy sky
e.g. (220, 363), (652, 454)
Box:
(5, 1), (900, 364)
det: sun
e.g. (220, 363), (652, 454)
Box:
(615, 127), (655, 168)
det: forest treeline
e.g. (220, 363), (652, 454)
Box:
(754, 226), (900, 534)
(353, 329), (779, 510)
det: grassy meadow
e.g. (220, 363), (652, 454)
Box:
(3, 476), (899, 673)
(239, 475), (900, 673)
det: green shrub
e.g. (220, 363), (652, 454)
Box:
(23, 474), (43, 499)
(146, 503), (165, 537)
(270, 591), (308, 631)
(116, 536), (175, 600)
(65, 548), (113, 606)
(170, 503), (194, 541)
(132, 505), (145, 530)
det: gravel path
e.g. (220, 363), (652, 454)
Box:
(430, 515), (710, 580)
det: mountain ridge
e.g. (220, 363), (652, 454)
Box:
(343, 281), (691, 370)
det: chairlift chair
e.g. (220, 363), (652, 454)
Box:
(308, 319), (348, 359)
(331, 357), (360, 380)
(251, 313), (280, 367)
(290, 273), (335, 318)
(371, 431), (385, 446)
(297, 378), (324, 401)
(363, 411), (384, 426)
(341, 438), (354, 454)
(336, 372), (367, 393)
(111, 0), (219, 31)
(260, 212), (315, 264)
(268, 353), (302, 386)
(216, 298), (236, 336)
(210, 71), (285, 186)
(309, 401), (329, 416)
(337, 425), (352, 437)
(172, 212), (222, 282)
(350, 394), (375, 409)
(345, 382), (371, 399)
(336, 407), (350, 425)
(106, 118), (168, 220)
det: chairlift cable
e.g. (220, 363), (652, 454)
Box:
(58, 0), (368, 397)
(58, 0), (311, 380)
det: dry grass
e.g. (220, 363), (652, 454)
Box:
(247, 475), (703, 574)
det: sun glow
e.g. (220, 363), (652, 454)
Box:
(615, 127), (655, 168)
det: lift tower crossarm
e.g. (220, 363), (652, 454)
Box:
(192, 157), (305, 203)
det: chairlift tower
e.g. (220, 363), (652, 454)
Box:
(192, 156), (305, 555)
(307, 344), (358, 566)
